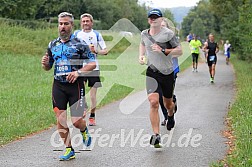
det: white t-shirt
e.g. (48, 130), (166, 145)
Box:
(75, 29), (107, 70)
(224, 43), (231, 54)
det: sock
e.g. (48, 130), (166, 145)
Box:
(66, 146), (74, 151)
(90, 113), (95, 118)
(80, 127), (87, 133)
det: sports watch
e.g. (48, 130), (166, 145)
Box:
(161, 48), (166, 54)
(77, 69), (82, 75)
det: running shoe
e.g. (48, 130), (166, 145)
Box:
(89, 117), (96, 126)
(150, 134), (162, 148)
(167, 115), (175, 131)
(161, 120), (167, 126)
(59, 148), (75, 161)
(81, 127), (92, 147)
(210, 77), (214, 83)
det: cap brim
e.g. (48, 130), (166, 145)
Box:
(148, 14), (162, 18)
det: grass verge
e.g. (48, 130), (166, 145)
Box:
(211, 54), (252, 166)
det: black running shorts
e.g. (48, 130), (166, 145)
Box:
(52, 78), (85, 117)
(83, 70), (102, 88)
(207, 55), (217, 66)
(146, 67), (174, 99)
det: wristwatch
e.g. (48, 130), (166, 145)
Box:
(77, 70), (82, 76)
(161, 48), (166, 54)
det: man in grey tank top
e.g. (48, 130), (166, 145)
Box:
(139, 8), (182, 148)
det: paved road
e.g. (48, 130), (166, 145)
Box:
(1, 53), (235, 167)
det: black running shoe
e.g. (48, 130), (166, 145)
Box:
(173, 95), (177, 113)
(167, 115), (175, 131)
(161, 120), (167, 126)
(150, 134), (162, 148)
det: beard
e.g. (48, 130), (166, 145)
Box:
(59, 29), (72, 41)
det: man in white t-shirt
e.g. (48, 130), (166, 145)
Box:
(224, 40), (231, 65)
(75, 13), (108, 126)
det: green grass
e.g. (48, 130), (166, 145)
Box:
(211, 54), (252, 166)
(0, 54), (55, 145)
(0, 22), (192, 145)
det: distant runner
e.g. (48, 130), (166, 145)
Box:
(203, 33), (219, 83)
(224, 40), (231, 65)
(189, 35), (202, 72)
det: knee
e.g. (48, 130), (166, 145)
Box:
(164, 101), (173, 111)
(56, 111), (67, 127)
(149, 99), (159, 108)
(72, 119), (82, 129)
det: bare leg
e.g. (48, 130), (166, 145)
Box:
(148, 93), (160, 134)
(71, 117), (87, 131)
(163, 97), (174, 116)
(55, 110), (71, 147)
(209, 66), (212, 77)
(212, 64), (216, 78)
(90, 87), (97, 114)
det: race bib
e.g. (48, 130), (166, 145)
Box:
(209, 55), (215, 62)
(55, 60), (71, 76)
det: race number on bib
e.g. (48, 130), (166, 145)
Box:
(209, 55), (215, 62)
(55, 60), (71, 76)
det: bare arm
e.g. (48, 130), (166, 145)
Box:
(66, 61), (96, 83)
(166, 45), (183, 57)
(78, 61), (96, 73)
(139, 43), (146, 65)
(203, 42), (208, 51)
(98, 48), (108, 55)
(215, 43), (219, 54)
(203, 42), (209, 58)
(151, 43), (182, 57)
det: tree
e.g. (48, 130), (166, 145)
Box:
(181, 11), (197, 38)
(210, 0), (252, 61)
(191, 18), (205, 39)
(237, 0), (252, 61)
(0, 0), (45, 20)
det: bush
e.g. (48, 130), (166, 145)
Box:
(0, 18), (55, 29)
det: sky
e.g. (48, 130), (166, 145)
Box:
(138, 0), (201, 8)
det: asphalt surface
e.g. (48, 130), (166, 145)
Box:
(1, 53), (235, 167)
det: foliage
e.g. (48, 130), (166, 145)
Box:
(181, 0), (252, 61)
(0, 0), (177, 31)
(181, 0), (216, 39)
